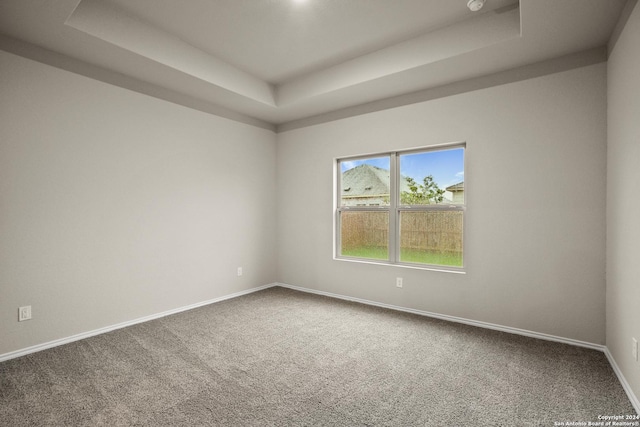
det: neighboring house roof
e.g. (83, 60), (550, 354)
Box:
(341, 164), (410, 197)
(342, 165), (389, 196)
(446, 182), (464, 192)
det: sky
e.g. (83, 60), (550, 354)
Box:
(340, 147), (464, 189)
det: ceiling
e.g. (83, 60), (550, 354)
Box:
(0, 0), (628, 129)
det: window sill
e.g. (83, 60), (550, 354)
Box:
(333, 256), (466, 274)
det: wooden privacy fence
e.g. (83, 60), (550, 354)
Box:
(341, 211), (389, 250)
(341, 210), (463, 253)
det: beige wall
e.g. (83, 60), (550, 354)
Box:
(277, 63), (607, 345)
(0, 50), (277, 355)
(607, 1), (640, 403)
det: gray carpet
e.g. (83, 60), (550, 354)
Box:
(0, 287), (635, 426)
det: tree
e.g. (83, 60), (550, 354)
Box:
(400, 175), (445, 205)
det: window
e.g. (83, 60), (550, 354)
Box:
(336, 144), (465, 270)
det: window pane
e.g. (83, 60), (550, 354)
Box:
(399, 148), (464, 205)
(340, 211), (389, 260)
(340, 156), (391, 207)
(399, 211), (463, 267)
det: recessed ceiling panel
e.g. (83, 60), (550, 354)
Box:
(0, 0), (628, 127)
(278, 5), (521, 106)
(66, 0), (276, 106)
(106, 0), (519, 84)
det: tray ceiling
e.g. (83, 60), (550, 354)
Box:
(0, 0), (627, 128)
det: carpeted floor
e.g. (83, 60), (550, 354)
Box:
(0, 286), (636, 426)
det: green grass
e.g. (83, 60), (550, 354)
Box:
(400, 248), (462, 267)
(341, 246), (389, 260)
(341, 246), (462, 267)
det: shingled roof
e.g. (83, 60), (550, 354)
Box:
(342, 165), (388, 196)
(445, 182), (464, 192)
(341, 165), (410, 197)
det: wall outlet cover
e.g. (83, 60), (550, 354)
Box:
(19, 306), (32, 322)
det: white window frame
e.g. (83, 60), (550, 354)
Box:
(335, 142), (466, 272)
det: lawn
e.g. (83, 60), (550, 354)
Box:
(341, 246), (462, 267)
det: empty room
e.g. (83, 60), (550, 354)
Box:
(1, 0), (639, 425)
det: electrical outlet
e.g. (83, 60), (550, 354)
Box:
(396, 277), (403, 288)
(633, 338), (638, 362)
(18, 306), (32, 322)
(237, 267), (243, 277)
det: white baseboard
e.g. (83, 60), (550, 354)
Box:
(275, 282), (604, 350)
(276, 282), (640, 414)
(0, 283), (278, 363)
(604, 348), (640, 415)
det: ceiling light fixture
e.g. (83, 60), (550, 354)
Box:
(467, 0), (485, 11)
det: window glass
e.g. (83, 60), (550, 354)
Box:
(399, 148), (464, 205)
(399, 211), (463, 267)
(340, 157), (391, 207)
(340, 211), (389, 260)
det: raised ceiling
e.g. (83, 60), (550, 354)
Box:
(105, 0), (519, 84)
(0, 0), (628, 129)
